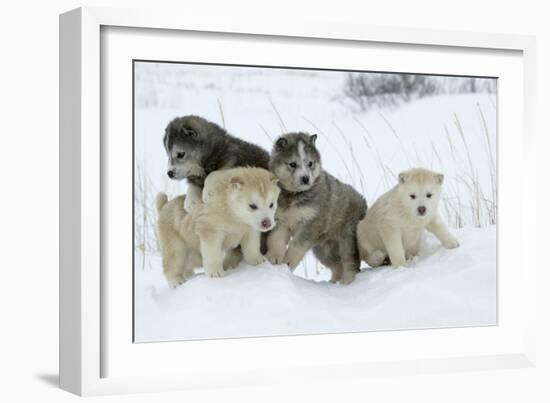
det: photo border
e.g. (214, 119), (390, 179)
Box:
(60, 6), (537, 396)
(131, 58), (499, 342)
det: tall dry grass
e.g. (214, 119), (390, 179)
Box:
(349, 108), (496, 229)
(134, 162), (160, 266)
(134, 102), (496, 263)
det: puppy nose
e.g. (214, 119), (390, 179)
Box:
(417, 206), (427, 215)
(167, 170), (174, 178)
(261, 218), (272, 229)
(301, 176), (310, 185)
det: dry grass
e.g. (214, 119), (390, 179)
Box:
(217, 98), (226, 129)
(134, 104), (496, 261)
(134, 162), (161, 265)
(352, 107), (496, 228)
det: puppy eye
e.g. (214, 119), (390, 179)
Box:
(410, 194), (416, 199)
(269, 203), (274, 208)
(307, 161), (314, 168)
(426, 193), (432, 198)
(288, 162), (297, 169)
(249, 204), (258, 210)
(176, 152), (185, 159)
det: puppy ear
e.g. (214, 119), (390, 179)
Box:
(181, 126), (198, 138)
(230, 176), (244, 190)
(436, 173), (444, 184)
(309, 134), (318, 145)
(267, 173), (280, 187)
(162, 131), (169, 151)
(275, 137), (288, 150)
(398, 172), (407, 184)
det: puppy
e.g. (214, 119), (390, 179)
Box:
(357, 168), (460, 268)
(156, 167), (279, 287)
(266, 132), (367, 284)
(163, 115), (270, 212)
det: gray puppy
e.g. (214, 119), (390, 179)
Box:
(163, 115), (270, 212)
(266, 132), (367, 284)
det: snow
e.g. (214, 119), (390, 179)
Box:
(133, 62), (497, 342)
(135, 226), (496, 342)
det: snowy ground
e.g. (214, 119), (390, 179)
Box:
(135, 226), (496, 342)
(133, 62), (497, 342)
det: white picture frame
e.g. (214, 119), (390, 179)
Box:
(59, 6), (537, 396)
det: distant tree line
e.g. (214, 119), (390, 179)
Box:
(344, 73), (496, 111)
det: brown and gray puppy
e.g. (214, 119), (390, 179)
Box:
(266, 132), (367, 284)
(163, 115), (270, 212)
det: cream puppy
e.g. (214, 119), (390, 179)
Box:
(156, 167), (280, 287)
(357, 168), (459, 268)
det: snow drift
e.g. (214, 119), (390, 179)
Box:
(135, 226), (496, 342)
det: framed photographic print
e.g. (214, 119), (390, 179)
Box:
(133, 60), (498, 342)
(60, 7), (537, 396)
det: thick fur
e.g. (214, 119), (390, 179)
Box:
(266, 132), (367, 284)
(163, 115), (270, 212)
(156, 167), (280, 287)
(357, 168), (460, 268)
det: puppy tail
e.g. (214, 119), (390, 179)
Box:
(156, 192), (169, 212)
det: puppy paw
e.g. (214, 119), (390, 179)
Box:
(166, 275), (186, 288)
(339, 270), (357, 285)
(284, 251), (304, 270)
(183, 196), (200, 213)
(204, 266), (226, 278)
(244, 254), (266, 266)
(391, 258), (407, 268)
(366, 250), (387, 267)
(443, 238), (460, 249)
(266, 250), (286, 265)
(168, 279), (185, 288)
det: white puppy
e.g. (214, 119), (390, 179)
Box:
(156, 167), (280, 287)
(357, 168), (459, 268)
